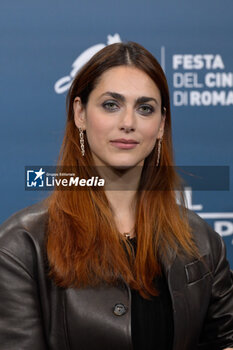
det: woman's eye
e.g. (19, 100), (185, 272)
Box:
(102, 101), (119, 111)
(138, 105), (154, 115)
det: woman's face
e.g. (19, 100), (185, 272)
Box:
(74, 66), (165, 169)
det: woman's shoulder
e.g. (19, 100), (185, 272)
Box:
(0, 199), (49, 241)
(0, 199), (49, 275)
(184, 207), (227, 265)
(185, 207), (220, 241)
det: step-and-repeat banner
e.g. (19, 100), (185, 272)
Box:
(1, 1), (233, 265)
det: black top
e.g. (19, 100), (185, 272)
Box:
(129, 237), (174, 350)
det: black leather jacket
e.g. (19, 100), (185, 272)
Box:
(0, 200), (233, 350)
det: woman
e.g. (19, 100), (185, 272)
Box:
(0, 42), (233, 350)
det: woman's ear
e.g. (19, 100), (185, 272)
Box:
(73, 97), (86, 130)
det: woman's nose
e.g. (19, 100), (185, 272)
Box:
(119, 108), (136, 132)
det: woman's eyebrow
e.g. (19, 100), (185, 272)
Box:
(99, 91), (159, 105)
(137, 96), (158, 106)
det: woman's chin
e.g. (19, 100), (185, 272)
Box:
(108, 161), (143, 171)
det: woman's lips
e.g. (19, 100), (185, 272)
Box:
(110, 139), (139, 149)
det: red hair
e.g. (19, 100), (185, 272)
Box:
(46, 42), (198, 299)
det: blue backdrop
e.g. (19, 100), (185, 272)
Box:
(1, 0), (233, 265)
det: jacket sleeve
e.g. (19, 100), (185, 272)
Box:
(198, 235), (233, 350)
(0, 248), (48, 350)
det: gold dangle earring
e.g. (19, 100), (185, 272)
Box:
(156, 137), (162, 167)
(79, 128), (85, 156)
(156, 107), (166, 166)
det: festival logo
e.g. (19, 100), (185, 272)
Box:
(54, 34), (122, 94)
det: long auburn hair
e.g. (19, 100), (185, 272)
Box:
(47, 42), (197, 299)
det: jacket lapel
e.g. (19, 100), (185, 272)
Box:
(162, 247), (190, 350)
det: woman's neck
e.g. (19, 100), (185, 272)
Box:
(98, 165), (142, 237)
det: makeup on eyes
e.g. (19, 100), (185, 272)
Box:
(101, 100), (156, 116)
